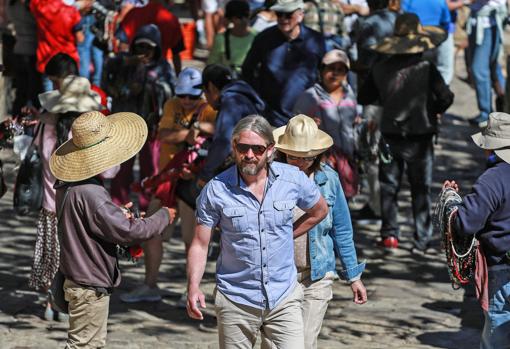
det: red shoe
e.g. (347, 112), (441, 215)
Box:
(380, 236), (398, 249)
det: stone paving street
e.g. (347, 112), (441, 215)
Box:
(0, 59), (490, 348)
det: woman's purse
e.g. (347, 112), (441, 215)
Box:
(13, 123), (44, 215)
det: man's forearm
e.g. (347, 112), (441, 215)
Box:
(187, 239), (209, 290)
(293, 214), (325, 238)
(293, 197), (329, 238)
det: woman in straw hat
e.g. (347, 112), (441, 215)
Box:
(293, 49), (360, 199)
(274, 114), (367, 349)
(28, 75), (103, 321)
(442, 112), (510, 349)
(50, 111), (173, 348)
(358, 12), (454, 251)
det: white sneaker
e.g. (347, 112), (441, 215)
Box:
(120, 285), (162, 303)
(176, 293), (187, 309)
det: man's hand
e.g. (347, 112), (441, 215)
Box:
(166, 207), (177, 224)
(443, 180), (459, 192)
(122, 202), (135, 219)
(187, 286), (206, 320)
(180, 164), (196, 180)
(350, 280), (367, 305)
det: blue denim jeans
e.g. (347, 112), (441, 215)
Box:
(77, 15), (104, 86)
(481, 266), (510, 349)
(379, 136), (434, 250)
(468, 23), (505, 121)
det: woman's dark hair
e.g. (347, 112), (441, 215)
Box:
(45, 53), (79, 78)
(225, 0), (250, 19)
(202, 64), (234, 91)
(56, 111), (81, 147)
(276, 150), (323, 174)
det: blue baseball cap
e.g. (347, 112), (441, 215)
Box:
(175, 68), (203, 96)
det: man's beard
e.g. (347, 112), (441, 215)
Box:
(238, 157), (267, 176)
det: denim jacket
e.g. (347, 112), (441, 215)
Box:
(309, 164), (366, 282)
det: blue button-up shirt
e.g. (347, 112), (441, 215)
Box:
(196, 162), (321, 309)
(241, 25), (326, 127)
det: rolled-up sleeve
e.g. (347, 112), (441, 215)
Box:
(296, 170), (321, 210)
(196, 183), (221, 228)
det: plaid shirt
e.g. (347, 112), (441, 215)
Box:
(303, 0), (346, 36)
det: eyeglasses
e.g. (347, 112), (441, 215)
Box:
(287, 154), (317, 162)
(235, 142), (270, 156)
(177, 94), (201, 100)
(275, 10), (296, 19)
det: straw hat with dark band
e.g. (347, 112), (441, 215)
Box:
(50, 111), (148, 182)
(273, 114), (333, 157)
(471, 112), (510, 164)
(371, 13), (447, 55)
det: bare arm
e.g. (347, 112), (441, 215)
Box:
(186, 224), (213, 320)
(293, 196), (329, 238)
(158, 128), (189, 143)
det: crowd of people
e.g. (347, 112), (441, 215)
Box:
(1, 0), (510, 348)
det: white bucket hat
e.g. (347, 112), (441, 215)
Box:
(471, 112), (510, 164)
(273, 114), (333, 157)
(38, 75), (102, 114)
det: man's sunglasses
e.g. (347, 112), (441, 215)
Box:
(177, 94), (201, 100)
(275, 10), (296, 19)
(235, 142), (271, 156)
(287, 154), (317, 162)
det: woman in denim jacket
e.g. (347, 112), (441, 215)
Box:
(274, 114), (367, 349)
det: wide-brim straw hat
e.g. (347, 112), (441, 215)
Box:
(273, 114), (333, 157)
(39, 75), (102, 114)
(471, 112), (510, 164)
(371, 13), (447, 55)
(50, 111), (148, 182)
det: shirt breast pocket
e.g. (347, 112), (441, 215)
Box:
(273, 200), (296, 226)
(222, 207), (249, 232)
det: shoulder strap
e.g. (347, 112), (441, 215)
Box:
(224, 29), (232, 61)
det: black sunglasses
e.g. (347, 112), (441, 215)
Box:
(287, 154), (317, 162)
(275, 10), (296, 19)
(177, 94), (201, 100)
(235, 142), (270, 156)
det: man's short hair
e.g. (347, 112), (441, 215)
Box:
(225, 0), (250, 19)
(45, 53), (79, 78)
(232, 115), (275, 146)
(202, 64), (234, 91)
(367, 0), (388, 11)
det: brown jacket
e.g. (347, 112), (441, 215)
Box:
(55, 178), (169, 288)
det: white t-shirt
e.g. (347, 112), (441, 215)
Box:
(340, 0), (368, 33)
(202, 0), (227, 14)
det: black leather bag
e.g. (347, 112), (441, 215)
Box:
(13, 124), (44, 215)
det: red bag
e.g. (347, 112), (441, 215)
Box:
(326, 150), (359, 199)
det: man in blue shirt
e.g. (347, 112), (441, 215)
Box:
(401, 0), (452, 84)
(241, 0), (326, 127)
(186, 115), (328, 348)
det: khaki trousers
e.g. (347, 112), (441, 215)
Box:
(64, 279), (110, 349)
(215, 284), (305, 349)
(299, 274), (334, 349)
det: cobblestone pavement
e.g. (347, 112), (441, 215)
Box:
(0, 60), (488, 349)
